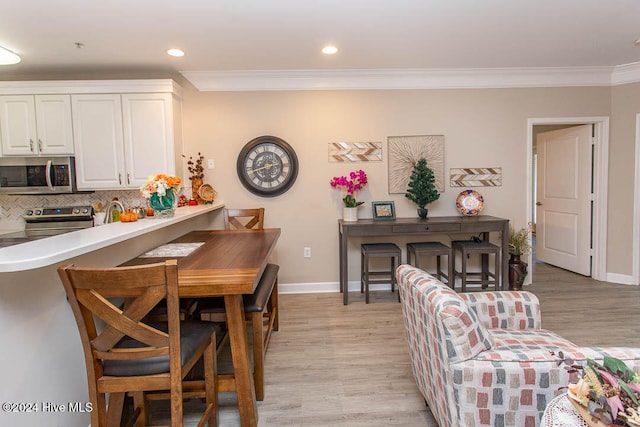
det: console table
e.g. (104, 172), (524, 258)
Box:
(338, 215), (509, 305)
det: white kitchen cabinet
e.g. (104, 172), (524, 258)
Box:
(72, 94), (125, 189)
(0, 95), (74, 156)
(121, 93), (176, 188)
(73, 92), (181, 190)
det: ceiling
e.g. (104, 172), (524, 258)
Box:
(1, 0), (640, 88)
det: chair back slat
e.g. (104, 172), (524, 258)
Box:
(94, 346), (169, 361)
(66, 264), (169, 294)
(78, 286), (169, 351)
(224, 208), (265, 230)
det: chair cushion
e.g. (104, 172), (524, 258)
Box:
(102, 321), (220, 377)
(198, 263), (279, 314)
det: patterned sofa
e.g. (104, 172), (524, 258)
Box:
(396, 264), (640, 427)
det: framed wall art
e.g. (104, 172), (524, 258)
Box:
(372, 201), (396, 220)
(387, 135), (445, 194)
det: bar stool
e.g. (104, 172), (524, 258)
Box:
(452, 239), (501, 292)
(360, 243), (402, 304)
(406, 242), (453, 286)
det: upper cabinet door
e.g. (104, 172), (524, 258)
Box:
(0, 95), (73, 156)
(121, 93), (175, 188)
(0, 95), (38, 155)
(34, 95), (74, 155)
(72, 94), (126, 190)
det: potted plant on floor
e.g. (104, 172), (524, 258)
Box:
(405, 158), (439, 219)
(508, 223), (532, 290)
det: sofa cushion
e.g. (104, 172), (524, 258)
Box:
(474, 328), (581, 362)
(400, 265), (494, 363)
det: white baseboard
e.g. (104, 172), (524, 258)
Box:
(606, 272), (638, 285)
(279, 281), (396, 294)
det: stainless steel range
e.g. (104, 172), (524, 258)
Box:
(0, 205), (94, 248)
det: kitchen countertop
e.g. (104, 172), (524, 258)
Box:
(0, 202), (224, 273)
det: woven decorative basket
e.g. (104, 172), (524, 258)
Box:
(197, 184), (217, 204)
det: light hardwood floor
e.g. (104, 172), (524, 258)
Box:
(154, 261), (640, 426)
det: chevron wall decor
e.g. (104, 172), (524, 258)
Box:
(328, 142), (383, 162)
(449, 167), (502, 187)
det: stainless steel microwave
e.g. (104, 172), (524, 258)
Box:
(0, 156), (79, 194)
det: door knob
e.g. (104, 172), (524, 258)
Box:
(536, 202), (542, 206)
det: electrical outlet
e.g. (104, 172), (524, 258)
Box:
(207, 159), (215, 169)
(303, 247), (311, 258)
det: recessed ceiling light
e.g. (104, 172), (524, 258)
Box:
(322, 45), (338, 55)
(0, 46), (21, 65)
(167, 48), (185, 57)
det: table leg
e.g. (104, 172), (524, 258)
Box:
(502, 221), (509, 291)
(224, 294), (258, 427)
(339, 228), (349, 305)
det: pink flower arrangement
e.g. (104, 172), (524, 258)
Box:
(330, 169), (368, 207)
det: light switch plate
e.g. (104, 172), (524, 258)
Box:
(207, 159), (214, 169)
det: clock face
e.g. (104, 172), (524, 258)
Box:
(237, 136), (299, 197)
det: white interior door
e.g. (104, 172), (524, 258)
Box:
(536, 125), (592, 276)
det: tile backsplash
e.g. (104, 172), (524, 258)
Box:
(0, 190), (160, 229)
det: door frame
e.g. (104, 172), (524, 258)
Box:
(633, 114), (640, 285)
(526, 117), (609, 282)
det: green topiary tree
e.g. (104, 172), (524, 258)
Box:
(405, 158), (439, 219)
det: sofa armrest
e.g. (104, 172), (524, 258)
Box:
(459, 291), (541, 330)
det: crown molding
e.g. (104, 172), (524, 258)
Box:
(0, 79), (182, 96)
(180, 65), (640, 92)
(611, 62), (640, 86)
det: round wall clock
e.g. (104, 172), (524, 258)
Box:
(236, 135), (299, 197)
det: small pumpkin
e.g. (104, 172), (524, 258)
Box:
(120, 210), (138, 222)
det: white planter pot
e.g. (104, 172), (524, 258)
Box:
(343, 207), (359, 222)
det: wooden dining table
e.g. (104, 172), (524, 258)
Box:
(122, 228), (281, 427)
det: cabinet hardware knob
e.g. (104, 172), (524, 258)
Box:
(38, 139), (42, 151)
(29, 139), (34, 152)
(118, 174), (122, 185)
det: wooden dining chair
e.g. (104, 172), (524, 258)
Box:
(224, 207), (264, 230)
(58, 260), (219, 427)
(197, 206), (278, 400)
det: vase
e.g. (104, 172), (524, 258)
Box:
(417, 207), (428, 220)
(149, 189), (177, 218)
(191, 177), (203, 204)
(343, 207), (359, 222)
(508, 254), (528, 290)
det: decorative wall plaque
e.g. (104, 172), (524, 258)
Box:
(450, 167), (502, 187)
(388, 135), (445, 194)
(329, 142), (382, 162)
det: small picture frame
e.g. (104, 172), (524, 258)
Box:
(372, 201), (396, 220)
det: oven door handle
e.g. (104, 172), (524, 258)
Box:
(45, 160), (54, 191)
